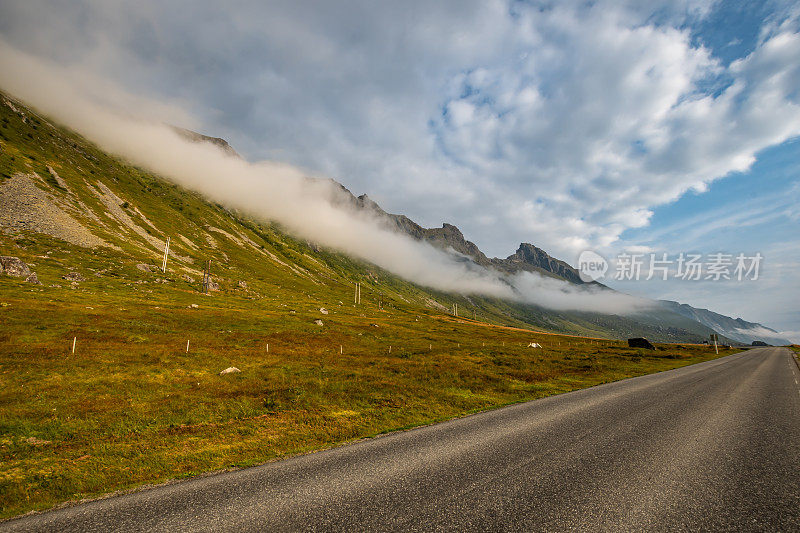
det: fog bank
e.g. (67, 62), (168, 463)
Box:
(0, 42), (652, 315)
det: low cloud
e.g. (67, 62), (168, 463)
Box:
(0, 41), (653, 315)
(734, 326), (795, 344)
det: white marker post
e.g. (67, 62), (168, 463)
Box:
(186, 339), (190, 353)
(162, 237), (171, 273)
(72, 336), (76, 354)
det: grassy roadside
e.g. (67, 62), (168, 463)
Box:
(0, 277), (738, 520)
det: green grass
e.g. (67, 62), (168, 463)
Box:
(0, 275), (738, 519)
(0, 90), (741, 519)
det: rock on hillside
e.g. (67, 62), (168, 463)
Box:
(0, 256), (40, 283)
(171, 126), (241, 158)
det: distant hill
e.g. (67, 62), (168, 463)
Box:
(659, 301), (791, 345)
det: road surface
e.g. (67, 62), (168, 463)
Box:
(4, 347), (799, 531)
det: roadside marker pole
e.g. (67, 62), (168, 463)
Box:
(162, 237), (171, 273)
(72, 337), (76, 354)
(186, 339), (189, 353)
(340, 345), (343, 354)
(266, 343), (269, 353)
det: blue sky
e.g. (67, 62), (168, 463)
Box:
(0, 0), (798, 337)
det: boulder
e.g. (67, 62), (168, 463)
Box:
(313, 319), (324, 326)
(136, 263), (153, 272)
(238, 280), (248, 289)
(188, 304), (199, 309)
(62, 272), (85, 282)
(527, 342), (542, 348)
(219, 367), (241, 375)
(0, 256), (32, 277)
(319, 307), (329, 315)
(628, 337), (655, 350)
(25, 272), (41, 284)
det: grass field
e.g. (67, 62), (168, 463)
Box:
(0, 90), (741, 519)
(0, 274), (738, 520)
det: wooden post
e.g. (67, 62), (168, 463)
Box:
(162, 237), (170, 273)
(202, 260), (212, 294)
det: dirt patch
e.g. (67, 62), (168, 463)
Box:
(0, 173), (112, 248)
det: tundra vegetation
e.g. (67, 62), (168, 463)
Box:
(0, 93), (738, 519)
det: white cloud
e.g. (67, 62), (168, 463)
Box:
(0, 40), (653, 316)
(4, 1), (798, 261)
(431, 6), (800, 260)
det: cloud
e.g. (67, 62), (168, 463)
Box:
(431, 5), (800, 260)
(1, 1), (798, 262)
(776, 331), (800, 344)
(0, 40), (651, 316)
(733, 325), (794, 344)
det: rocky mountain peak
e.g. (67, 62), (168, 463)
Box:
(356, 194), (385, 214)
(171, 126), (241, 158)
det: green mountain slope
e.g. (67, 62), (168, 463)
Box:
(0, 90), (729, 343)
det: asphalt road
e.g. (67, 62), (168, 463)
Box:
(4, 347), (799, 532)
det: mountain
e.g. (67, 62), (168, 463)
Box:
(0, 90), (758, 344)
(659, 301), (791, 345)
(322, 181), (587, 282)
(171, 126), (241, 158)
(318, 168), (787, 346)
